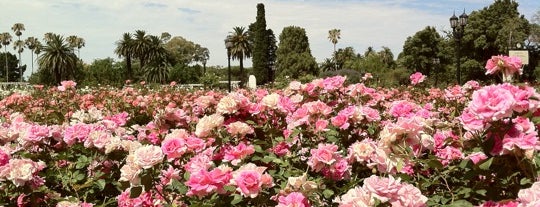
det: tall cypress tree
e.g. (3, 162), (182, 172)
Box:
(250, 3), (271, 85)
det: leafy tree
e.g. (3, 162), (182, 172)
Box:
(249, 3), (274, 85)
(460, 0), (530, 82)
(267, 29), (277, 82)
(115, 33), (134, 81)
(164, 36), (199, 65)
(25, 36), (41, 75)
(193, 45), (210, 74)
(81, 58), (124, 86)
(0, 52), (25, 82)
(227, 26), (252, 87)
(275, 26), (318, 79)
(335, 46), (358, 70)
(37, 33), (78, 84)
(399, 26), (442, 76)
(0, 32), (13, 82)
(169, 64), (202, 84)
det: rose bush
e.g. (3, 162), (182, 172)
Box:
(0, 64), (539, 206)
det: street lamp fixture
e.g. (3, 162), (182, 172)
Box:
(224, 36), (233, 92)
(450, 10), (468, 85)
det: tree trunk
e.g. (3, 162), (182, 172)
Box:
(239, 57), (244, 88)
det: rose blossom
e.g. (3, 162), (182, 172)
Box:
(363, 175), (402, 202)
(410, 72), (426, 85)
(466, 152), (488, 165)
(6, 158), (45, 187)
(308, 143), (339, 172)
(262, 93), (280, 109)
(223, 142), (255, 166)
(467, 84), (515, 122)
(335, 186), (374, 207)
(119, 164), (141, 185)
(227, 121), (254, 137)
(216, 95), (238, 114)
(195, 114), (224, 138)
(230, 163), (273, 198)
(517, 181), (540, 206)
(277, 192), (311, 207)
(133, 145), (164, 169)
(161, 137), (186, 160)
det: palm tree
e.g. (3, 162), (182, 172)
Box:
(38, 34), (78, 84)
(328, 29), (341, 54)
(328, 29), (341, 71)
(43, 32), (54, 44)
(13, 40), (25, 81)
(0, 32), (13, 82)
(133, 30), (151, 69)
(67, 35), (85, 58)
(25, 37), (40, 75)
(143, 35), (171, 84)
(12, 23), (25, 81)
(227, 26), (252, 87)
(115, 32), (134, 80)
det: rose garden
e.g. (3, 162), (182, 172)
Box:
(0, 54), (538, 206)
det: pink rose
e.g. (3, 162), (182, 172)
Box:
(161, 137), (186, 160)
(308, 143), (339, 172)
(226, 121), (254, 137)
(362, 175), (402, 202)
(517, 181), (540, 206)
(223, 142), (255, 166)
(410, 72), (426, 85)
(335, 186), (374, 207)
(0, 149), (9, 167)
(331, 114), (350, 130)
(133, 145), (164, 169)
(6, 158), (45, 187)
(314, 119), (329, 133)
(466, 152), (488, 165)
(230, 163), (273, 198)
(467, 84), (515, 121)
(277, 192), (311, 207)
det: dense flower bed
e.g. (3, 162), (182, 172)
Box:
(0, 57), (539, 206)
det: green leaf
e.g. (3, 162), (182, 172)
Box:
(231, 194), (243, 205)
(478, 157), (493, 170)
(95, 179), (106, 190)
(447, 200), (473, 207)
(323, 189), (334, 199)
(254, 145), (263, 153)
(130, 186), (143, 198)
(520, 177), (532, 185)
(426, 159), (443, 169)
(476, 189), (487, 196)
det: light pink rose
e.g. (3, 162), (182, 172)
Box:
(394, 183), (428, 207)
(262, 93), (280, 109)
(467, 84), (515, 121)
(195, 114), (224, 138)
(517, 181), (540, 206)
(6, 158), (45, 187)
(466, 152), (488, 165)
(230, 163), (273, 198)
(133, 145), (164, 169)
(308, 143), (339, 172)
(223, 142), (255, 166)
(335, 186), (374, 207)
(314, 119), (329, 133)
(276, 192), (311, 207)
(216, 95), (238, 115)
(185, 169), (219, 198)
(226, 121), (254, 137)
(119, 164), (141, 185)
(161, 137), (186, 160)
(362, 175), (402, 202)
(410, 72), (426, 85)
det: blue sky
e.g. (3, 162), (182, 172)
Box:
(1, 0), (539, 78)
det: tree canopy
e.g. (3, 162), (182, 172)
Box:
(275, 26), (318, 79)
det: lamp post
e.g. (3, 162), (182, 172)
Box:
(224, 37), (233, 92)
(450, 10), (468, 85)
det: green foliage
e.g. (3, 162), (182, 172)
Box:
(320, 69), (362, 84)
(250, 3), (276, 85)
(459, 0), (530, 82)
(37, 33), (78, 84)
(169, 64), (202, 84)
(0, 52), (25, 82)
(80, 58), (125, 87)
(199, 70), (221, 89)
(399, 26), (442, 76)
(276, 26), (319, 79)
